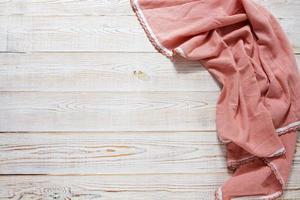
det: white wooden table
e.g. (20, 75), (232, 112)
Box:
(0, 0), (299, 199)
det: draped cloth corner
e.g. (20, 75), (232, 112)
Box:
(130, 0), (300, 199)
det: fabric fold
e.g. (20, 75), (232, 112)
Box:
(130, 0), (300, 199)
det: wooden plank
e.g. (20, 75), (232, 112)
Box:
(0, 53), (218, 92)
(0, 172), (299, 200)
(0, 132), (226, 174)
(0, 0), (131, 16)
(0, 53), (299, 92)
(0, 174), (228, 200)
(0, 16), (299, 53)
(0, 0), (298, 19)
(0, 92), (217, 132)
(0, 131), (299, 175)
(0, 16), (152, 52)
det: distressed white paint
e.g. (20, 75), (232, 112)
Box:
(0, 0), (299, 199)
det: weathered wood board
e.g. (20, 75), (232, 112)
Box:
(0, 0), (299, 199)
(0, 15), (299, 53)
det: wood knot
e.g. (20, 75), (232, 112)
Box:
(41, 186), (72, 200)
(133, 70), (150, 81)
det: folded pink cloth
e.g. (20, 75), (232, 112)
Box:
(130, 0), (300, 199)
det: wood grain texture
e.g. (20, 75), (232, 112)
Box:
(0, 132), (299, 199)
(0, 91), (217, 132)
(0, 174), (233, 200)
(0, 15), (299, 53)
(0, 132), (299, 175)
(0, 132), (225, 174)
(0, 16), (151, 52)
(0, 53), (217, 92)
(0, 0), (299, 18)
(0, 173), (299, 200)
(0, 0), (300, 199)
(0, 53), (299, 92)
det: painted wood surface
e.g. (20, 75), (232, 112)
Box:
(0, 0), (299, 199)
(0, 173), (299, 200)
(0, 54), (299, 92)
(0, 16), (299, 53)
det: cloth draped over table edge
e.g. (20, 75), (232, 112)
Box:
(130, 0), (300, 199)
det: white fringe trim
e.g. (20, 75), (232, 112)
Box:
(216, 188), (282, 200)
(216, 186), (223, 200)
(132, 0), (174, 57)
(264, 159), (285, 186)
(255, 191), (283, 200)
(221, 120), (300, 145)
(268, 147), (285, 157)
(276, 120), (300, 135)
(227, 155), (255, 166)
(228, 146), (286, 169)
(227, 120), (300, 166)
(174, 47), (186, 58)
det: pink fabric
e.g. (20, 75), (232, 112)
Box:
(130, 0), (300, 199)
